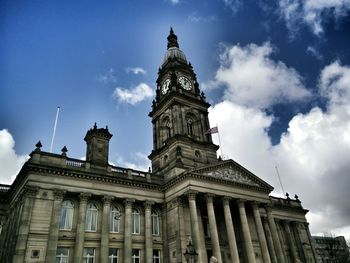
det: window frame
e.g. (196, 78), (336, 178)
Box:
(59, 200), (74, 230)
(56, 247), (69, 263)
(151, 210), (159, 236)
(153, 249), (161, 263)
(132, 249), (141, 263)
(108, 248), (119, 263)
(83, 248), (95, 263)
(132, 208), (140, 234)
(85, 203), (98, 232)
(110, 206), (121, 233)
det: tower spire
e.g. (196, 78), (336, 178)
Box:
(167, 27), (179, 49)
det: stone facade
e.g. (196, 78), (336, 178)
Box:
(0, 29), (318, 263)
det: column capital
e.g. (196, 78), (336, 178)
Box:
(251, 201), (260, 210)
(102, 195), (114, 205)
(222, 196), (231, 205)
(79, 192), (91, 202)
(205, 193), (215, 203)
(124, 198), (135, 208)
(53, 189), (66, 201)
(265, 204), (273, 213)
(236, 198), (247, 208)
(144, 200), (154, 210)
(186, 190), (198, 200)
(23, 186), (39, 198)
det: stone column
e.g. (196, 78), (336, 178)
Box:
(144, 201), (154, 263)
(222, 197), (240, 263)
(238, 200), (256, 263)
(291, 222), (306, 262)
(177, 197), (187, 263)
(123, 199), (134, 263)
(304, 222), (317, 262)
(251, 202), (271, 263)
(13, 186), (38, 263)
(262, 218), (278, 263)
(276, 221), (287, 260)
(206, 194), (222, 263)
(101, 196), (113, 263)
(187, 190), (203, 263)
(73, 193), (91, 262)
(46, 190), (65, 262)
(265, 206), (285, 263)
(283, 221), (300, 263)
(162, 204), (169, 263)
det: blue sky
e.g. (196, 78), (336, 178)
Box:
(1, 0), (350, 239)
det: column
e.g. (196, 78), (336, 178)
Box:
(222, 197), (240, 263)
(73, 193), (91, 262)
(262, 218), (278, 263)
(283, 221), (300, 263)
(187, 191), (203, 263)
(238, 200), (256, 263)
(206, 194), (222, 263)
(123, 198), (134, 263)
(162, 204), (169, 263)
(291, 222), (306, 262)
(251, 202), (271, 263)
(177, 197), (187, 263)
(101, 196), (113, 263)
(144, 201), (154, 263)
(276, 221), (287, 260)
(46, 190), (65, 262)
(304, 222), (318, 262)
(265, 206), (285, 263)
(13, 186), (38, 263)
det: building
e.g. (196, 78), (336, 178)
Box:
(0, 29), (318, 263)
(313, 235), (350, 262)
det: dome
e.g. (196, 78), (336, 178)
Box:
(162, 47), (187, 65)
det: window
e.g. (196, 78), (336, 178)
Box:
(132, 249), (141, 263)
(83, 248), (95, 263)
(110, 206), (121, 233)
(109, 248), (119, 263)
(151, 210), (159, 235)
(85, 203), (98, 231)
(153, 250), (161, 263)
(56, 247), (69, 263)
(132, 209), (140, 234)
(187, 118), (193, 135)
(59, 200), (74, 230)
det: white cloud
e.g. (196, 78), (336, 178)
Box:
(0, 129), (28, 184)
(306, 46), (323, 60)
(188, 12), (216, 23)
(278, 0), (350, 36)
(113, 83), (154, 105)
(223, 0), (242, 13)
(208, 60), (350, 240)
(214, 42), (310, 109)
(166, 0), (180, 4)
(126, 67), (147, 75)
(97, 68), (117, 84)
(113, 152), (151, 172)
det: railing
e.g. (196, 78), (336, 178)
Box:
(0, 184), (10, 193)
(66, 159), (84, 167)
(109, 165), (148, 178)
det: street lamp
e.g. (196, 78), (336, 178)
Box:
(184, 237), (198, 263)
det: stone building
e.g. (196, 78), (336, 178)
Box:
(312, 235), (350, 262)
(0, 29), (318, 263)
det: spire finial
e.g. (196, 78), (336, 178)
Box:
(167, 27), (179, 49)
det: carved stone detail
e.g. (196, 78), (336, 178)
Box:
(53, 190), (66, 201)
(79, 193), (91, 202)
(144, 200), (154, 210)
(186, 190), (198, 200)
(124, 198), (135, 208)
(204, 167), (259, 186)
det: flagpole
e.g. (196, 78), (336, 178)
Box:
(216, 124), (224, 158)
(50, 106), (60, 153)
(275, 165), (286, 197)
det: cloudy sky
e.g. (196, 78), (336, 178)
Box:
(1, 0), (350, 240)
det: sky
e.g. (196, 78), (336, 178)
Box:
(1, 0), (350, 240)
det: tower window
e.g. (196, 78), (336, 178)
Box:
(187, 118), (193, 135)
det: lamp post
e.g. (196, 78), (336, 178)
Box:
(184, 237), (198, 263)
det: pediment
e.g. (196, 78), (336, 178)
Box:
(189, 160), (273, 192)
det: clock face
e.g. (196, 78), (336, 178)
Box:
(178, 76), (192, 90)
(162, 79), (171, 94)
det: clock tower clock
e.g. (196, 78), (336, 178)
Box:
(149, 28), (219, 180)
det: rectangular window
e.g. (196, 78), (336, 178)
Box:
(56, 247), (69, 263)
(109, 248), (118, 263)
(132, 211), (140, 234)
(153, 250), (161, 263)
(83, 248), (95, 263)
(152, 212), (159, 236)
(132, 249), (140, 263)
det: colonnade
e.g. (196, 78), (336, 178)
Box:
(182, 190), (305, 263)
(44, 191), (159, 263)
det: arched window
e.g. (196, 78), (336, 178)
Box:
(85, 203), (98, 231)
(187, 117), (193, 135)
(151, 210), (159, 235)
(132, 208), (140, 234)
(110, 206), (121, 233)
(59, 200), (74, 230)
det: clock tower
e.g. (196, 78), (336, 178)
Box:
(149, 28), (219, 180)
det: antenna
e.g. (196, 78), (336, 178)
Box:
(50, 106), (60, 153)
(275, 165), (286, 197)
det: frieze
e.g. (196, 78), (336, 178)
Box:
(204, 167), (259, 186)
